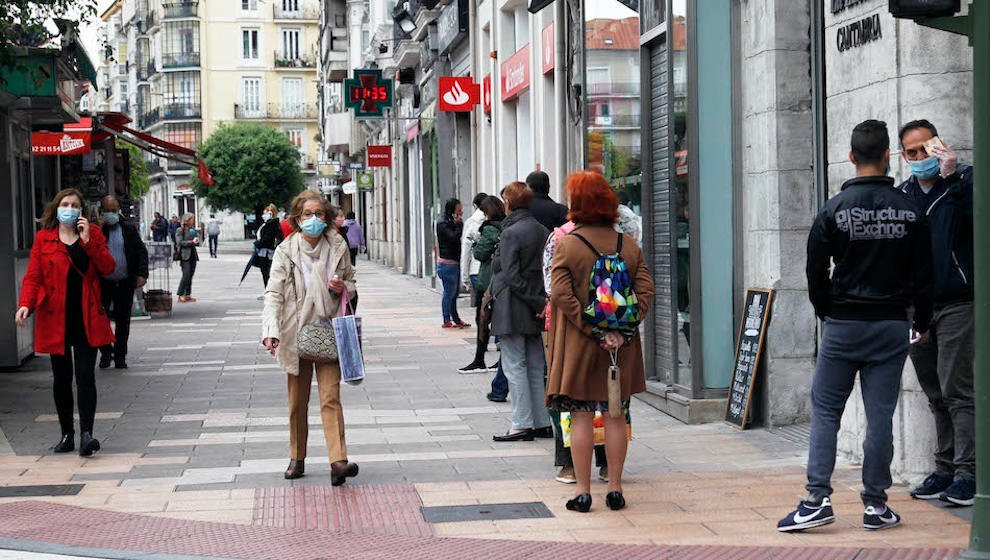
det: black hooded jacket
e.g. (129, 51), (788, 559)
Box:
(806, 175), (934, 333)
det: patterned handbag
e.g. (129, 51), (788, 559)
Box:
(297, 319), (338, 363)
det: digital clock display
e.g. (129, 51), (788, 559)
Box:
(343, 69), (394, 117)
(350, 86), (389, 102)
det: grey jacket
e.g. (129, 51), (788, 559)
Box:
(174, 227), (199, 262)
(490, 209), (550, 337)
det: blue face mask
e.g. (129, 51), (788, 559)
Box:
(102, 212), (120, 226)
(300, 216), (327, 237)
(909, 156), (940, 180)
(57, 207), (81, 226)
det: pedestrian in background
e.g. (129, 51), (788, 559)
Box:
(778, 119), (933, 533)
(206, 213), (221, 258)
(460, 195), (501, 374)
(526, 171), (568, 230)
(491, 182), (553, 443)
(98, 195), (148, 370)
(342, 212), (365, 265)
(436, 198), (469, 329)
(460, 192), (488, 313)
(546, 171), (653, 512)
(15, 188), (116, 457)
(167, 215), (181, 245)
(255, 204), (284, 289)
(897, 120), (976, 507)
(261, 189), (359, 486)
(151, 212), (168, 242)
(175, 213), (200, 303)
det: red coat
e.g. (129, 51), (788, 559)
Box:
(18, 227), (116, 355)
(279, 219), (294, 239)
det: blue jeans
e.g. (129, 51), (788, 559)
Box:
(491, 359), (508, 398)
(806, 318), (909, 506)
(436, 263), (461, 323)
(500, 334), (551, 430)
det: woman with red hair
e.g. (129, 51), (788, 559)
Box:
(545, 171), (654, 512)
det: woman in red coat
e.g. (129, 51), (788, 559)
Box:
(15, 188), (116, 457)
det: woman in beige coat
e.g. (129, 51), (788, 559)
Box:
(546, 171), (654, 513)
(261, 189), (358, 485)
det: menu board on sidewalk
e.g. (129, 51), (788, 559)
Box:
(725, 288), (774, 429)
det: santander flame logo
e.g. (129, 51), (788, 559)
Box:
(442, 80), (470, 107)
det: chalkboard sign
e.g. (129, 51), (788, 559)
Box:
(725, 288), (774, 428)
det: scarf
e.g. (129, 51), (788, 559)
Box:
(296, 233), (337, 327)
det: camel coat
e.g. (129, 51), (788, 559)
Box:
(545, 224), (655, 404)
(261, 231), (356, 376)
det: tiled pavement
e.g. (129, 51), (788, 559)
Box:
(0, 245), (972, 558)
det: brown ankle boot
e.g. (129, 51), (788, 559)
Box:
(330, 460), (359, 486)
(284, 459), (304, 479)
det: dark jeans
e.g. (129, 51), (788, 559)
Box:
(471, 277), (492, 363)
(178, 259), (197, 296)
(349, 247), (358, 265)
(208, 234), (219, 257)
(806, 318), (909, 507)
(100, 278), (136, 362)
(51, 342), (98, 435)
(436, 262), (461, 323)
(259, 257), (272, 288)
(909, 302), (975, 480)
(490, 359), (507, 398)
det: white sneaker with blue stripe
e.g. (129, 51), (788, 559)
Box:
(863, 504), (901, 530)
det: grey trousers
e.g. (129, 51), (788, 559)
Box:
(806, 318), (909, 507)
(909, 302), (975, 480)
(500, 334), (551, 431)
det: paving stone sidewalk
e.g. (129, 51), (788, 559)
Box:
(0, 246), (972, 556)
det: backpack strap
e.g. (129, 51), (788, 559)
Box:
(570, 232), (602, 258)
(616, 232), (623, 254)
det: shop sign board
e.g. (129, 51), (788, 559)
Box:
(542, 23), (555, 74)
(438, 76), (481, 111)
(367, 145), (393, 168)
(357, 172), (374, 190)
(500, 44), (531, 102)
(31, 131), (92, 155)
(836, 12), (882, 52)
(725, 288), (774, 429)
(437, 0), (468, 54)
(483, 75), (492, 113)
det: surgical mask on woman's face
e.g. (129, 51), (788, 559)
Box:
(102, 211), (120, 226)
(57, 207), (81, 226)
(909, 155), (941, 180)
(300, 215), (327, 237)
(263, 212), (273, 221)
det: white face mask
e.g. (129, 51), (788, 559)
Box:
(263, 212), (273, 221)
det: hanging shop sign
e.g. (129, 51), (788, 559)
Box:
(437, 0), (469, 54)
(542, 22), (555, 74)
(344, 69), (394, 118)
(836, 12), (882, 52)
(438, 76), (481, 111)
(31, 131), (91, 155)
(367, 144), (393, 168)
(483, 75), (492, 113)
(342, 180), (358, 195)
(500, 44), (531, 102)
(357, 172), (374, 190)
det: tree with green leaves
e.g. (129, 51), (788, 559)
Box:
(190, 122), (304, 217)
(1, 1), (106, 85)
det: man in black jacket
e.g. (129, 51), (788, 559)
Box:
(525, 171), (568, 230)
(778, 120), (933, 533)
(98, 196), (149, 369)
(896, 120), (975, 506)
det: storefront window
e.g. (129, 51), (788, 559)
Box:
(585, 1), (641, 214)
(671, 0), (691, 380)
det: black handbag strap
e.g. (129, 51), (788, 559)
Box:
(570, 231), (622, 257)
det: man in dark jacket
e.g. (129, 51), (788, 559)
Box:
(896, 120), (975, 506)
(525, 171), (568, 230)
(778, 120), (933, 533)
(98, 196), (149, 369)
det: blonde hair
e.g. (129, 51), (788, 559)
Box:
(264, 203), (278, 216)
(286, 189), (335, 232)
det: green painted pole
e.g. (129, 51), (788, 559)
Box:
(962, 0), (989, 556)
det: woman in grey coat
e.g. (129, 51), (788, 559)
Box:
(490, 182), (552, 442)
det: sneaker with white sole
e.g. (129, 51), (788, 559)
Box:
(910, 473), (953, 500)
(777, 496), (835, 532)
(555, 466), (576, 484)
(863, 504), (900, 530)
(457, 361), (489, 374)
(939, 478), (975, 506)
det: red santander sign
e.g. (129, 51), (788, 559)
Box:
(542, 23), (554, 74)
(483, 75), (492, 113)
(438, 76), (480, 112)
(500, 44), (531, 102)
(367, 145), (393, 168)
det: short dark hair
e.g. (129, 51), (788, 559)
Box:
(444, 198), (461, 218)
(850, 119), (890, 166)
(472, 192), (488, 208)
(479, 196), (505, 221)
(898, 119), (939, 145)
(525, 171), (550, 195)
(346, 211), (355, 219)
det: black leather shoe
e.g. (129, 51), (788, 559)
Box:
(52, 434), (74, 453)
(114, 359), (128, 369)
(99, 354), (112, 369)
(330, 460), (359, 486)
(486, 392), (507, 403)
(532, 426), (554, 439)
(493, 430), (534, 442)
(79, 432), (100, 457)
(284, 460), (304, 479)
(605, 491), (626, 511)
(566, 493), (592, 513)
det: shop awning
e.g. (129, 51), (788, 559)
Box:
(528, 0), (554, 13)
(96, 112), (214, 185)
(31, 117), (94, 155)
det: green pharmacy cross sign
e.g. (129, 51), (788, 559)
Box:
(344, 69), (394, 118)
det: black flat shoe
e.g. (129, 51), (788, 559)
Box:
(532, 426), (554, 439)
(79, 432), (100, 457)
(493, 430), (534, 442)
(114, 359), (128, 369)
(330, 460), (359, 486)
(52, 434), (74, 453)
(486, 392), (507, 403)
(566, 493), (592, 513)
(98, 354), (112, 369)
(605, 491), (626, 511)
(284, 460), (304, 479)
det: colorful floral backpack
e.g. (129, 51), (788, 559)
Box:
(570, 232), (642, 338)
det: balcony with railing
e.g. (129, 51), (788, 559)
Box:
(274, 2), (320, 20)
(234, 102), (318, 120)
(137, 60), (152, 81)
(139, 107), (160, 129)
(163, 2), (198, 19)
(162, 102), (201, 120)
(274, 50), (317, 69)
(586, 82), (641, 98)
(162, 52), (200, 69)
(587, 113), (641, 128)
(145, 10), (159, 31)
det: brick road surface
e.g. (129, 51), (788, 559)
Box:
(0, 245), (972, 558)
